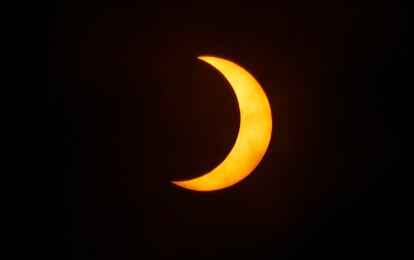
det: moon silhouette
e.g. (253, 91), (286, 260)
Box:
(172, 56), (272, 191)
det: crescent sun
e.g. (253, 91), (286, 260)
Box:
(171, 56), (273, 192)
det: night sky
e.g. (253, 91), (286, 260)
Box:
(16, 0), (403, 259)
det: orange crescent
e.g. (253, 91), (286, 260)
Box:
(172, 56), (272, 191)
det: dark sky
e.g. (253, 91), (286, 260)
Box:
(16, 0), (403, 259)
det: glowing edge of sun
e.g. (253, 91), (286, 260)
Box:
(171, 56), (272, 192)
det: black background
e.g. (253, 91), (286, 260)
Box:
(14, 0), (404, 259)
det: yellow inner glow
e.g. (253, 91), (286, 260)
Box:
(171, 56), (272, 191)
